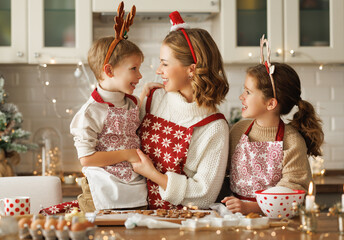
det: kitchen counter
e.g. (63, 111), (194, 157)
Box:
(95, 214), (342, 240)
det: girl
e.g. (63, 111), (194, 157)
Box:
(132, 11), (230, 210)
(70, 3), (161, 212)
(222, 37), (324, 214)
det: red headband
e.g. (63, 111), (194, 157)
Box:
(169, 11), (197, 64)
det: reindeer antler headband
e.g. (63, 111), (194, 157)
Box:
(260, 34), (276, 99)
(169, 11), (197, 64)
(103, 1), (136, 68)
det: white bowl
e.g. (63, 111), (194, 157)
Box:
(255, 189), (305, 219)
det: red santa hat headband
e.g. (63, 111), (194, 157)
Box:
(260, 34), (276, 99)
(169, 11), (197, 64)
(103, 2), (136, 68)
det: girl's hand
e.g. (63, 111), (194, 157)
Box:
(131, 149), (157, 178)
(139, 82), (165, 104)
(221, 196), (248, 214)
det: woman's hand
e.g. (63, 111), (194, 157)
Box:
(139, 82), (165, 104)
(131, 149), (156, 177)
(132, 149), (168, 190)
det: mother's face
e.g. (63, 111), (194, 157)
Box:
(156, 44), (192, 93)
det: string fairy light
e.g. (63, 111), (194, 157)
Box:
(36, 61), (96, 119)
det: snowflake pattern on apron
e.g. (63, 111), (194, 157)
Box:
(139, 89), (226, 209)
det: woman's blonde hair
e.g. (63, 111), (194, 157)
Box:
(163, 29), (229, 112)
(88, 36), (144, 81)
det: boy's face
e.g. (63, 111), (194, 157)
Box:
(101, 54), (142, 94)
(239, 74), (270, 120)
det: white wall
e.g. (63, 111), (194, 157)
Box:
(0, 19), (343, 174)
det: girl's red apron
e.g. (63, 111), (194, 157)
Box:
(139, 89), (226, 210)
(230, 120), (285, 201)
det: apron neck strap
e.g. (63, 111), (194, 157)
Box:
(190, 113), (227, 129)
(245, 119), (285, 141)
(91, 88), (137, 107)
(125, 94), (138, 106)
(145, 88), (159, 113)
(91, 88), (114, 107)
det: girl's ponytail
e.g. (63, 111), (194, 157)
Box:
(290, 99), (324, 156)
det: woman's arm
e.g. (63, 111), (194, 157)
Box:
(133, 120), (229, 208)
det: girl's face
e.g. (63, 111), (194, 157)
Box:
(101, 54), (142, 94)
(239, 74), (270, 119)
(156, 44), (193, 97)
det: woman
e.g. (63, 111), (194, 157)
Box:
(132, 11), (230, 210)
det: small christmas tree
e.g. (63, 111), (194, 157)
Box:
(0, 74), (36, 177)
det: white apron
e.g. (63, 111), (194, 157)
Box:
(230, 119), (285, 201)
(83, 89), (147, 210)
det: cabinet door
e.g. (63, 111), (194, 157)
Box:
(0, 0), (27, 63)
(93, 0), (220, 13)
(215, 0), (283, 64)
(28, 0), (92, 64)
(284, 0), (344, 63)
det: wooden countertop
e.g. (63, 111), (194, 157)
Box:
(95, 214), (342, 240)
(314, 176), (344, 193)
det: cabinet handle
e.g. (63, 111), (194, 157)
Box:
(16, 51), (24, 57)
(210, 1), (217, 6)
(289, 50), (296, 57)
(34, 52), (41, 58)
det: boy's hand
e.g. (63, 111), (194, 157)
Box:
(139, 82), (164, 104)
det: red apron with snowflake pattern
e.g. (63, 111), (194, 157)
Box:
(139, 89), (226, 210)
(230, 119), (285, 201)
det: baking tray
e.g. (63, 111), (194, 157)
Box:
(94, 210), (216, 226)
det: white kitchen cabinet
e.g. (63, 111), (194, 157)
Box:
(93, 0), (220, 13)
(0, 0), (27, 63)
(29, 0), (92, 64)
(0, 0), (92, 64)
(284, 0), (344, 63)
(214, 0), (344, 64)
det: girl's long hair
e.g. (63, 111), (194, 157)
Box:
(247, 63), (324, 156)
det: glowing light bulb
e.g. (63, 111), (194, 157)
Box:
(45, 81), (50, 86)
(52, 99), (57, 103)
(277, 49), (282, 54)
(248, 52), (253, 57)
(319, 64), (323, 70)
(74, 68), (82, 78)
(50, 58), (56, 64)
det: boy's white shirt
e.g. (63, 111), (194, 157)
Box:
(70, 84), (147, 209)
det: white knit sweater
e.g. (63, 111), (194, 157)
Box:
(140, 89), (229, 209)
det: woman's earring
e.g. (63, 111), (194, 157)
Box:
(188, 75), (193, 79)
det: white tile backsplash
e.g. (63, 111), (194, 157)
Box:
(0, 21), (343, 174)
